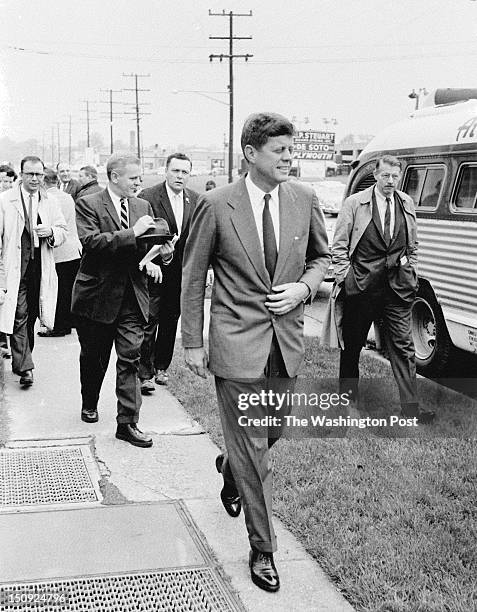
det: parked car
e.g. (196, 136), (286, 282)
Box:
(310, 179), (346, 215)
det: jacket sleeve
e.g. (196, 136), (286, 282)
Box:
(47, 195), (67, 249)
(299, 190), (331, 300)
(331, 195), (355, 284)
(0, 196), (6, 289)
(180, 194), (216, 348)
(76, 195), (137, 254)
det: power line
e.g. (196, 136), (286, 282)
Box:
(99, 89), (123, 154)
(209, 9), (253, 184)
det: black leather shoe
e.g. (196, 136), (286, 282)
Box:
(140, 378), (155, 395)
(81, 409), (99, 423)
(215, 454), (241, 517)
(38, 329), (70, 337)
(116, 423), (153, 448)
(19, 370), (34, 387)
(249, 549), (280, 592)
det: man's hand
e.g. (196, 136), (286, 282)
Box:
(184, 347), (209, 379)
(265, 282), (309, 315)
(35, 224), (53, 239)
(142, 262), (162, 283)
(157, 235), (178, 262)
(133, 215), (156, 237)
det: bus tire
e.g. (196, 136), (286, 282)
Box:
(411, 282), (453, 377)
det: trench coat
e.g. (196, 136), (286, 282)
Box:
(0, 184), (67, 333)
(321, 185), (418, 349)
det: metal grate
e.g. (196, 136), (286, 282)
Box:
(0, 447), (97, 506)
(0, 569), (242, 611)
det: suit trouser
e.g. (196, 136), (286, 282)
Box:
(139, 286), (180, 379)
(76, 284), (145, 424)
(11, 254), (41, 374)
(215, 336), (294, 553)
(53, 258), (80, 332)
(339, 287), (418, 410)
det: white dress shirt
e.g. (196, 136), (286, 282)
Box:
(245, 174), (280, 253)
(20, 186), (40, 247)
(374, 187), (395, 238)
(165, 183), (184, 237)
(107, 186), (129, 227)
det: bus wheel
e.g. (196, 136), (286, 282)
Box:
(411, 283), (452, 376)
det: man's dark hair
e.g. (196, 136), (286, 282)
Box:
(375, 155), (402, 171)
(20, 156), (44, 172)
(43, 168), (58, 185)
(0, 164), (17, 180)
(241, 112), (295, 161)
(166, 153), (192, 169)
(80, 165), (98, 179)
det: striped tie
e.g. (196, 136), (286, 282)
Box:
(120, 197), (128, 229)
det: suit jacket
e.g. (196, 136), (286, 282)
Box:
(60, 178), (81, 200)
(181, 177), (331, 378)
(71, 188), (153, 324)
(75, 179), (102, 202)
(138, 181), (198, 300)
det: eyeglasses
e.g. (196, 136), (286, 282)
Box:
(22, 172), (44, 178)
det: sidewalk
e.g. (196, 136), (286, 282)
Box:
(0, 307), (353, 611)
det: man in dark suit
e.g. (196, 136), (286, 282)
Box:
(181, 113), (330, 592)
(137, 153), (198, 393)
(331, 154), (435, 423)
(71, 153), (173, 448)
(76, 165), (102, 200)
(57, 162), (81, 199)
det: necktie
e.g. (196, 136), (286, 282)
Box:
(120, 197), (129, 229)
(28, 194), (35, 259)
(384, 197), (391, 245)
(263, 193), (277, 279)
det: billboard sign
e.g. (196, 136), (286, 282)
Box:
(293, 130), (335, 161)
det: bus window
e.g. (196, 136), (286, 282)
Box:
(453, 165), (477, 210)
(403, 165), (445, 209)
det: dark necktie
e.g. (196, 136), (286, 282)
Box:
(263, 193), (277, 279)
(120, 197), (128, 229)
(384, 197), (391, 245)
(28, 194), (35, 259)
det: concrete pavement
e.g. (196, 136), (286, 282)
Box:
(0, 301), (353, 611)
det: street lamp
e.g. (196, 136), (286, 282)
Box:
(408, 88), (428, 110)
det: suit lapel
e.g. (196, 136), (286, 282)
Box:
(371, 189), (386, 244)
(128, 196), (142, 228)
(181, 190), (192, 233)
(102, 189), (121, 230)
(229, 179), (269, 284)
(273, 182), (300, 282)
(157, 183), (178, 234)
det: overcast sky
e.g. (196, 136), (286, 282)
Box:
(1, 0), (477, 152)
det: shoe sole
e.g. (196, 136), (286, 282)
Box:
(115, 432), (153, 448)
(154, 379), (168, 385)
(250, 571), (280, 592)
(20, 380), (33, 387)
(140, 388), (155, 395)
(81, 415), (98, 423)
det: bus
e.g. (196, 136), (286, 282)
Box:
(345, 88), (477, 376)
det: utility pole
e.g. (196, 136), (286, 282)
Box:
(51, 126), (55, 166)
(209, 9), (253, 183)
(82, 100), (92, 148)
(100, 88), (122, 154)
(123, 73), (151, 160)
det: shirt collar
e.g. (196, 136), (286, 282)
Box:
(374, 186), (395, 206)
(166, 183), (183, 203)
(20, 185), (39, 202)
(107, 185), (124, 208)
(245, 174), (279, 207)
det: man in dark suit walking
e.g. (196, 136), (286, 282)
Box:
(330, 154), (435, 423)
(71, 153), (173, 448)
(137, 153), (198, 393)
(181, 113), (330, 592)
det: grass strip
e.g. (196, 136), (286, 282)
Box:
(168, 338), (476, 612)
